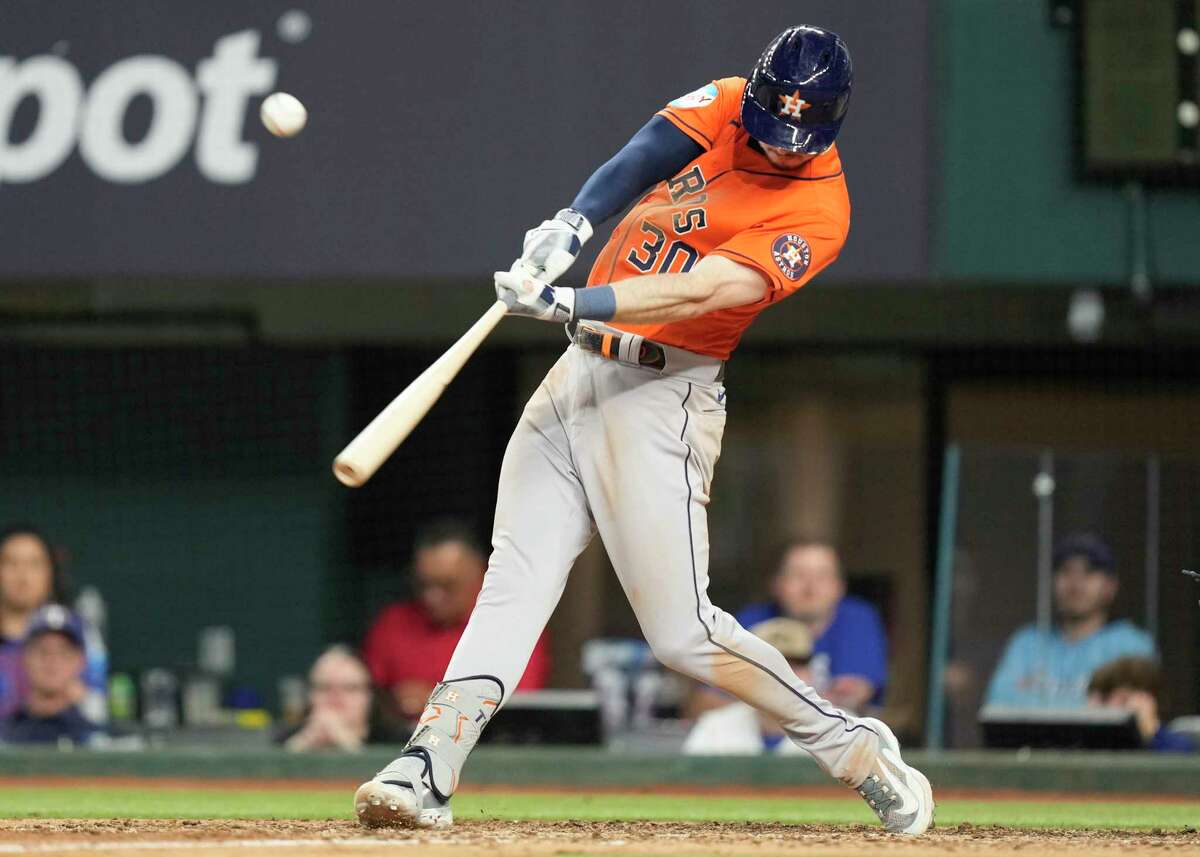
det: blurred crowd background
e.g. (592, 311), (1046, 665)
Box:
(1, 0), (1198, 756)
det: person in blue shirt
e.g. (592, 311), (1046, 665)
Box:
(736, 538), (889, 712)
(984, 533), (1155, 710)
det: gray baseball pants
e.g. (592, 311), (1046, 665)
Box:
(445, 338), (879, 784)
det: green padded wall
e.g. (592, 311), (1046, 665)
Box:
(936, 0), (1200, 284)
(0, 348), (346, 708)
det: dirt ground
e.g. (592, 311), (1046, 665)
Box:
(0, 819), (1197, 857)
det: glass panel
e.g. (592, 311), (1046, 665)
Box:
(934, 445), (1200, 748)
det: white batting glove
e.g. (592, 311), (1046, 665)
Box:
(518, 208), (593, 284)
(494, 264), (575, 322)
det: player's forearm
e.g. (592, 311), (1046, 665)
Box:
(606, 272), (725, 324)
(586, 257), (768, 324)
(496, 255), (767, 324)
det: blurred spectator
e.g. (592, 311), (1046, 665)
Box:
(363, 520), (550, 720)
(683, 618), (813, 755)
(734, 538), (888, 711)
(1, 526), (69, 718)
(0, 606), (101, 745)
(278, 645), (405, 752)
(985, 533), (1154, 709)
(0, 526), (108, 722)
(1088, 657), (1196, 753)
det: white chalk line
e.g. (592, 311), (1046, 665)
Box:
(0, 839), (434, 854)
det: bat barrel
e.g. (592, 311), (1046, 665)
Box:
(332, 300), (508, 487)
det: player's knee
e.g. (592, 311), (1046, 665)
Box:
(648, 613), (757, 679)
(645, 636), (703, 676)
(706, 608), (746, 647)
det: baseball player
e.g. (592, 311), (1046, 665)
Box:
(356, 26), (934, 835)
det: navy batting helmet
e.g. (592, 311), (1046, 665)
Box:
(741, 26), (853, 154)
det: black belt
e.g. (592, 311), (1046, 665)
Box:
(571, 324), (667, 371)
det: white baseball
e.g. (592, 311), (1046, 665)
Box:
(1177, 27), (1199, 56)
(260, 92), (307, 138)
(1178, 100), (1200, 130)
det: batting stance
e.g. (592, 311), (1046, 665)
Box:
(356, 26), (934, 835)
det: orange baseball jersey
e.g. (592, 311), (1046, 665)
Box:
(586, 76), (851, 360)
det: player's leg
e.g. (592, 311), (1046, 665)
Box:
(357, 354), (595, 828)
(576, 366), (872, 778)
(575, 358), (932, 834)
(443, 364), (595, 690)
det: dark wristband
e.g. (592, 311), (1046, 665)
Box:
(572, 285), (617, 322)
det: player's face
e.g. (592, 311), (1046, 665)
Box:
(1053, 557), (1117, 622)
(0, 534), (54, 612)
(415, 542), (485, 625)
(772, 545), (845, 625)
(760, 143), (818, 170)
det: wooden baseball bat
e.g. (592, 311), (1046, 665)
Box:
(333, 300), (508, 487)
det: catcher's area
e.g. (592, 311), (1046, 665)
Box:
(1, 819), (1198, 857)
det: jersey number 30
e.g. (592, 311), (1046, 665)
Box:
(627, 222), (699, 274)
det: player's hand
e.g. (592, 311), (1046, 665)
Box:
(518, 208), (593, 284)
(494, 264), (575, 322)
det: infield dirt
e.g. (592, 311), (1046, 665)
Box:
(1, 819), (1198, 857)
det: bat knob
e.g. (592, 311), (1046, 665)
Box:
(333, 458), (364, 488)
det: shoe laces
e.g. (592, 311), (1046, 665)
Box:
(857, 772), (898, 821)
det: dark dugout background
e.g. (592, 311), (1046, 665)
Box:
(1, 0), (931, 280)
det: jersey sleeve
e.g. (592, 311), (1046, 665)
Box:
(656, 77), (744, 152)
(709, 216), (847, 299)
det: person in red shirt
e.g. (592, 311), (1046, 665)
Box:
(362, 521), (550, 719)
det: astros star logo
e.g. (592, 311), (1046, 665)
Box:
(771, 233), (812, 281)
(782, 243), (805, 266)
(777, 90), (811, 118)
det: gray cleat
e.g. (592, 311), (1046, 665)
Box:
(354, 755), (452, 829)
(855, 717), (935, 835)
(354, 676), (503, 829)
